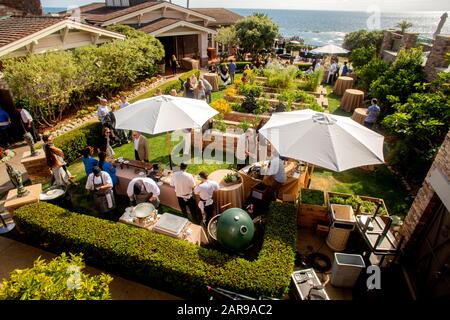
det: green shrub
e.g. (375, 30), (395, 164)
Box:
(239, 83), (263, 97)
(296, 63), (312, 71)
(14, 202), (297, 299)
(300, 189), (325, 206)
(53, 122), (102, 163)
(298, 69), (323, 92)
(241, 93), (258, 113)
(0, 253), (112, 300)
(263, 62), (298, 89)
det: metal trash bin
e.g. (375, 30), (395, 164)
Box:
(326, 204), (355, 251)
(331, 253), (366, 288)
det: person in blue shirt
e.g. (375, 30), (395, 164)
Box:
(364, 98), (381, 129)
(98, 151), (118, 186)
(0, 107), (12, 148)
(229, 60), (237, 84)
(82, 146), (98, 176)
(342, 61), (349, 76)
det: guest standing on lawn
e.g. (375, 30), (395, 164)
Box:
(0, 107), (12, 148)
(97, 97), (109, 125)
(85, 166), (115, 214)
(341, 61), (349, 76)
(16, 106), (39, 142)
(364, 98), (381, 130)
(98, 151), (118, 187)
(183, 77), (195, 98)
(219, 65), (231, 85)
(82, 146), (98, 176)
(194, 80), (207, 101)
(194, 171), (219, 225)
(229, 60), (237, 84)
(132, 131), (149, 162)
(119, 95), (131, 141)
(170, 162), (198, 222)
(42, 134), (73, 186)
(170, 54), (178, 76)
(199, 75), (212, 103)
(98, 127), (115, 158)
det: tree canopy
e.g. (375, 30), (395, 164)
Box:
(235, 13), (279, 55)
(343, 30), (384, 51)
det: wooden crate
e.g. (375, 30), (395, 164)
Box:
(327, 191), (389, 216)
(298, 189), (329, 228)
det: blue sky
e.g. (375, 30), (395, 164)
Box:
(41, 0), (450, 12)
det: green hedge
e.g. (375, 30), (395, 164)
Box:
(220, 62), (253, 73)
(14, 202), (297, 299)
(296, 63), (312, 71)
(53, 122), (102, 164)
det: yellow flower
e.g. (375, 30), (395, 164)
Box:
(210, 99), (232, 114)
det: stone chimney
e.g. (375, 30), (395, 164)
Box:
(424, 34), (450, 81)
(0, 0), (42, 16)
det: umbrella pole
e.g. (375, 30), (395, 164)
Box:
(167, 132), (173, 170)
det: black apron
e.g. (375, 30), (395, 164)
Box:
(92, 174), (116, 213)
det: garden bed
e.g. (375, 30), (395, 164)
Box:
(13, 201), (297, 299)
(297, 188), (329, 228)
(327, 191), (389, 216)
(224, 94), (311, 110)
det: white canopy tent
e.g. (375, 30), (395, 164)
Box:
(310, 44), (350, 55)
(258, 109), (384, 172)
(114, 95), (218, 168)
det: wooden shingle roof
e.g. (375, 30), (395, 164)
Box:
(0, 16), (65, 47)
(192, 8), (243, 26)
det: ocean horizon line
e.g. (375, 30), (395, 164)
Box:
(43, 7), (447, 14)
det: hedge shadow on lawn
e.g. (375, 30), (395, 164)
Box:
(13, 201), (297, 299)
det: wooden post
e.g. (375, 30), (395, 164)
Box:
(167, 132), (173, 170)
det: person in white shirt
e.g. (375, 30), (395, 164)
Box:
(16, 106), (39, 142)
(119, 95), (132, 141)
(327, 61), (337, 84)
(314, 61), (321, 72)
(267, 156), (287, 199)
(127, 177), (160, 208)
(85, 166), (115, 213)
(194, 171), (219, 224)
(170, 163), (198, 221)
(97, 97), (110, 124)
(119, 95), (130, 109)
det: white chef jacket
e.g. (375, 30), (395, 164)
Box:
(170, 171), (196, 199)
(85, 171), (113, 190)
(126, 177), (160, 198)
(194, 180), (219, 206)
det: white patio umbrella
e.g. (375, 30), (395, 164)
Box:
(114, 95), (218, 168)
(258, 109), (384, 172)
(310, 44), (349, 55)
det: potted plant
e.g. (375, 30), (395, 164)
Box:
(223, 171), (241, 185)
(297, 188), (328, 228)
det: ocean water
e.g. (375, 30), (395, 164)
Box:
(232, 9), (450, 45)
(44, 7), (449, 46)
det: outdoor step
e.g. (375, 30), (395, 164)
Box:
(223, 120), (241, 127)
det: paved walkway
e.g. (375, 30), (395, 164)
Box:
(0, 236), (180, 300)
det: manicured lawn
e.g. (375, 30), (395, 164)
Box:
(310, 165), (412, 218)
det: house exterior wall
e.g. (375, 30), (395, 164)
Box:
(400, 131), (450, 253)
(4, 30), (117, 58)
